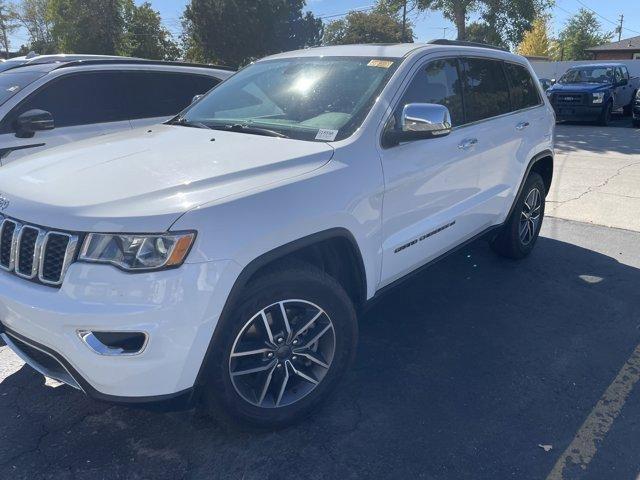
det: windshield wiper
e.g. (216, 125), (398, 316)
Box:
(219, 123), (289, 138)
(168, 117), (213, 130)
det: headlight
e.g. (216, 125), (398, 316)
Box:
(79, 232), (196, 271)
(592, 92), (605, 104)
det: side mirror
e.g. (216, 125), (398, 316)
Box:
(14, 109), (55, 138)
(192, 94), (204, 104)
(383, 103), (452, 147)
(618, 78), (628, 86)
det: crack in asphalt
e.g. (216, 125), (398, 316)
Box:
(548, 159), (640, 207)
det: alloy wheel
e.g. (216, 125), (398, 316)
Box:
(229, 299), (336, 408)
(519, 187), (542, 246)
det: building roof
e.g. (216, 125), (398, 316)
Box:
(586, 35), (640, 52)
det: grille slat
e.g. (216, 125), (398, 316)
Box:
(0, 216), (78, 288)
(16, 226), (39, 278)
(0, 219), (16, 269)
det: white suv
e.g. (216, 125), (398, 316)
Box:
(0, 55), (232, 164)
(0, 41), (554, 428)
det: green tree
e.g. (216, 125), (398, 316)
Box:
(555, 9), (612, 60)
(123, 2), (179, 60)
(323, 9), (413, 45)
(465, 21), (506, 47)
(387, 0), (549, 45)
(0, 1), (19, 57)
(15, 0), (56, 54)
(182, 0), (322, 68)
(49, 0), (127, 54)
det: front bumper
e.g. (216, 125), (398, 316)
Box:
(0, 259), (240, 402)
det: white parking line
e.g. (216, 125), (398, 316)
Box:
(546, 343), (640, 479)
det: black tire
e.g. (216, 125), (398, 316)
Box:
(599, 101), (613, 126)
(200, 261), (358, 429)
(491, 172), (546, 259)
(623, 92), (637, 116)
(633, 119), (640, 128)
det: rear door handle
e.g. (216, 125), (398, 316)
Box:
(457, 138), (478, 150)
(516, 122), (530, 131)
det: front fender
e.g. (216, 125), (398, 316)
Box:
(171, 153), (384, 301)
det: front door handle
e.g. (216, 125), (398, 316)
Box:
(457, 138), (478, 150)
(516, 122), (530, 131)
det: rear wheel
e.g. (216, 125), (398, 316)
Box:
(491, 172), (546, 259)
(633, 119), (640, 128)
(201, 262), (358, 428)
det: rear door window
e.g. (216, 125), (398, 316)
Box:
(621, 66), (630, 80)
(504, 62), (541, 111)
(123, 72), (221, 119)
(398, 58), (464, 126)
(461, 58), (511, 123)
(7, 71), (128, 128)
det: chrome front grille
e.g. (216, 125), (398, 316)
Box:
(0, 216), (79, 287)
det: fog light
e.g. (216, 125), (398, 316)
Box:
(78, 330), (148, 356)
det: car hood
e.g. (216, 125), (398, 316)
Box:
(549, 83), (611, 93)
(0, 125), (334, 232)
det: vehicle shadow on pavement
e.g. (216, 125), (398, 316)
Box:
(2, 219), (640, 480)
(556, 117), (640, 156)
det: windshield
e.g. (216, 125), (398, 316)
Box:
(559, 67), (615, 84)
(0, 70), (44, 106)
(0, 60), (27, 73)
(179, 56), (400, 142)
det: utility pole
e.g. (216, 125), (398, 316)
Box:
(401, 0), (407, 43)
(617, 14), (624, 42)
(443, 27), (448, 39)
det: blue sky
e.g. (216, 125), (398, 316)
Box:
(8, 0), (640, 50)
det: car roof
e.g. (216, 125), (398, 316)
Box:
(262, 41), (528, 65)
(569, 63), (625, 68)
(1, 54), (234, 74)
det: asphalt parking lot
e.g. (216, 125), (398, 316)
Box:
(2, 118), (640, 480)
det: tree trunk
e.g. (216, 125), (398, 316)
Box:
(453, 2), (466, 41)
(0, 6), (9, 58)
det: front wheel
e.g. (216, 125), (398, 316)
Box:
(491, 172), (546, 259)
(200, 262), (358, 428)
(599, 101), (613, 126)
(623, 92), (637, 116)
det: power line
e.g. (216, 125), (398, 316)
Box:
(317, 4), (376, 20)
(573, 0), (640, 36)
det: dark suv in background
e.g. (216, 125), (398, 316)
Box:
(0, 55), (233, 163)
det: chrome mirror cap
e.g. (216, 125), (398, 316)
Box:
(401, 103), (452, 136)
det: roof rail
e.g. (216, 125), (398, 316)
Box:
(52, 58), (236, 71)
(428, 39), (509, 52)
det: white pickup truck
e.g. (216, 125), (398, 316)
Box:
(0, 40), (554, 428)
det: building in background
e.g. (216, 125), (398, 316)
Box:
(586, 35), (640, 60)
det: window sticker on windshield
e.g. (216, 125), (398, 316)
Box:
(315, 129), (339, 141)
(368, 59), (394, 69)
